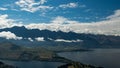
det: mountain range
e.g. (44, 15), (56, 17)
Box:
(0, 26), (120, 48)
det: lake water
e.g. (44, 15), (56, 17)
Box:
(0, 60), (64, 68)
(1, 49), (120, 68)
(58, 49), (120, 68)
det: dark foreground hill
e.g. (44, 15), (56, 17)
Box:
(58, 62), (103, 68)
(0, 61), (17, 68)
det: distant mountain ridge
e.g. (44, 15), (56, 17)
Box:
(0, 26), (120, 47)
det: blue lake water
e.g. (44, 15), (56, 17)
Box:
(58, 49), (120, 68)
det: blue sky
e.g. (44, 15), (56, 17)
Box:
(0, 0), (120, 24)
(0, 0), (120, 37)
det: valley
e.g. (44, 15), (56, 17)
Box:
(0, 42), (101, 68)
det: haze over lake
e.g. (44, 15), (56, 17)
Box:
(0, 49), (119, 68)
(58, 49), (120, 68)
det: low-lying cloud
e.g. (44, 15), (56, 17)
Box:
(54, 39), (83, 43)
(0, 31), (23, 40)
(35, 37), (44, 42)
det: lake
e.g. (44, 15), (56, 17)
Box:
(58, 49), (120, 68)
(1, 49), (120, 68)
(0, 60), (64, 68)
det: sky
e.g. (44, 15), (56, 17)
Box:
(0, 0), (120, 38)
(0, 0), (120, 23)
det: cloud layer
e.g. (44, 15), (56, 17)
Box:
(0, 31), (22, 40)
(26, 9), (120, 36)
(35, 37), (44, 41)
(54, 39), (82, 43)
(0, 9), (120, 36)
(0, 14), (23, 29)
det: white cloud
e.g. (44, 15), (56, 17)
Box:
(15, 0), (53, 13)
(107, 10), (120, 19)
(25, 16), (79, 32)
(48, 38), (53, 41)
(51, 16), (68, 24)
(25, 9), (120, 36)
(59, 3), (78, 8)
(28, 37), (34, 42)
(0, 14), (23, 29)
(40, 0), (47, 4)
(0, 7), (8, 11)
(0, 31), (22, 40)
(54, 39), (83, 42)
(0, 9), (120, 36)
(35, 37), (44, 41)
